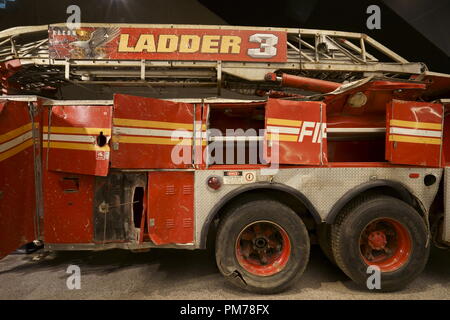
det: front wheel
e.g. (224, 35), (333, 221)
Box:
(331, 195), (430, 291)
(215, 199), (310, 294)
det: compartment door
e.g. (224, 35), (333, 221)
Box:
(111, 94), (200, 169)
(148, 171), (194, 245)
(386, 99), (444, 167)
(265, 98), (327, 165)
(0, 100), (37, 259)
(44, 104), (112, 176)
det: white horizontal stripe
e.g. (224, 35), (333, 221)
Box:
(209, 136), (264, 142)
(267, 126), (300, 135)
(43, 134), (96, 143)
(327, 127), (385, 133)
(114, 126), (191, 138)
(0, 131), (33, 153)
(390, 127), (442, 138)
(114, 126), (208, 139)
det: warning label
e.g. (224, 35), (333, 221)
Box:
(223, 171), (256, 184)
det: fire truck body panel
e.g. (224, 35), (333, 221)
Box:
(0, 94), (445, 254)
(1, 23), (450, 292)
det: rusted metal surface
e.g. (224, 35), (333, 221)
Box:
(93, 172), (146, 243)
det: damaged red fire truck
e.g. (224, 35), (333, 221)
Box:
(0, 23), (449, 293)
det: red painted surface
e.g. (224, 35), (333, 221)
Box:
(325, 80), (426, 116)
(266, 72), (340, 93)
(43, 171), (94, 243)
(0, 60), (22, 95)
(0, 100), (36, 258)
(386, 100), (443, 167)
(147, 171), (194, 245)
(360, 218), (412, 272)
(112, 94), (195, 169)
(265, 98), (327, 165)
(235, 221), (291, 276)
(43, 105), (112, 176)
(49, 27), (287, 62)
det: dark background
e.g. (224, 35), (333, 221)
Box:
(0, 0), (448, 72)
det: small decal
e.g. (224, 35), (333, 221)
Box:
(96, 151), (110, 160)
(223, 171), (256, 184)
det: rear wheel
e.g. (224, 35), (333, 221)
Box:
(215, 199), (310, 294)
(317, 223), (336, 264)
(331, 195), (430, 291)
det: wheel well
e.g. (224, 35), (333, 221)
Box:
(325, 183), (426, 225)
(203, 186), (320, 250)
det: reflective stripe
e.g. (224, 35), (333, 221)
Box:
(267, 118), (302, 127)
(116, 135), (195, 146)
(44, 126), (111, 135)
(113, 118), (206, 131)
(43, 141), (110, 151)
(389, 135), (441, 145)
(0, 123), (32, 144)
(0, 139), (33, 162)
(327, 127), (385, 133)
(266, 125), (300, 135)
(114, 126), (193, 138)
(390, 127), (442, 138)
(0, 131), (33, 153)
(390, 119), (442, 130)
(43, 133), (96, 143)
(267, 133), (298, 142)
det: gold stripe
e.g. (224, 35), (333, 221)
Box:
(267, 133), (298, 142)
(43, 141), (110, 151)
(0, 139), (33, 162)
(113, 118), (200, 130)
(44, 126), (111, 135)
(390, 119), (442, 130)
(267, 118), (302, 127)
(389, 135), (441, 145)
(0, 123), (32, 144)
(117, 135), (207, 146)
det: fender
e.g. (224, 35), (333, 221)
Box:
(325, 179), (415, 224)
(199, 182), (321, 249)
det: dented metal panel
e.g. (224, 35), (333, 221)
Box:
(386, 99), (444, 167)
(0, 100), (37, 258)
(111, 94), (197, 169)
(92, 173), (146, 243)
(43, 105), (112, 176)
(265, 99), (327, 165)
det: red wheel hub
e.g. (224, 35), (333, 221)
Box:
(235, 221), (291, 276)
(368, 231), (387, 250)
(359, 218), (412, 272)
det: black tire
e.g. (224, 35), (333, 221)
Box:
(331, 195), (430, 292)
(317, 223), (336, 265)
(215, 199), (310, 294)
